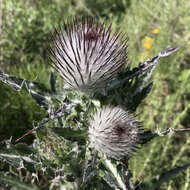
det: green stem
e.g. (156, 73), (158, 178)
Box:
(104, 159), (127, 190)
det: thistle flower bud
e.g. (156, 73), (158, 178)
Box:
(49, 17), (128, 94)
(88, 106), (141, 160)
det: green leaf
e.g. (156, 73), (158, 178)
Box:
(0, 173), (39, 190)
(0, 71), (52, 110)
(0, 141), (37, 169)
(52, 128), (87, 143)
(49, 71), (57, 93)
(129, 81), (153, 111)
(150, 162), (190, 190)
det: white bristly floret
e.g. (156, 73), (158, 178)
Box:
(50, 17), (128, 95)
(88, 106), (141, 160)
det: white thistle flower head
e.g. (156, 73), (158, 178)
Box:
(49, 17), (128, 95)
(88, 106), (142, 160)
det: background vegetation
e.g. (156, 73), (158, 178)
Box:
(1, 0), (190, 189)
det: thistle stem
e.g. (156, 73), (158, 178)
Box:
(104, 159), (127, 190)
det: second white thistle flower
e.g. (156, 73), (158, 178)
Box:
(88, 106), (142, 160)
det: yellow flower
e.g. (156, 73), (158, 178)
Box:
(152, 28), (159, 34)
(138, 55), (143, 61)
(143, 36), (154, 49)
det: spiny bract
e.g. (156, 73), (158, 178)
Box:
(49, 17), (128, 95)
(88, 106), (142, 160)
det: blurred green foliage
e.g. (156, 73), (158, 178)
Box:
(1, 0), (190, 189)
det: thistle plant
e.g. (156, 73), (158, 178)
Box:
(1, 17), (190, 190)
